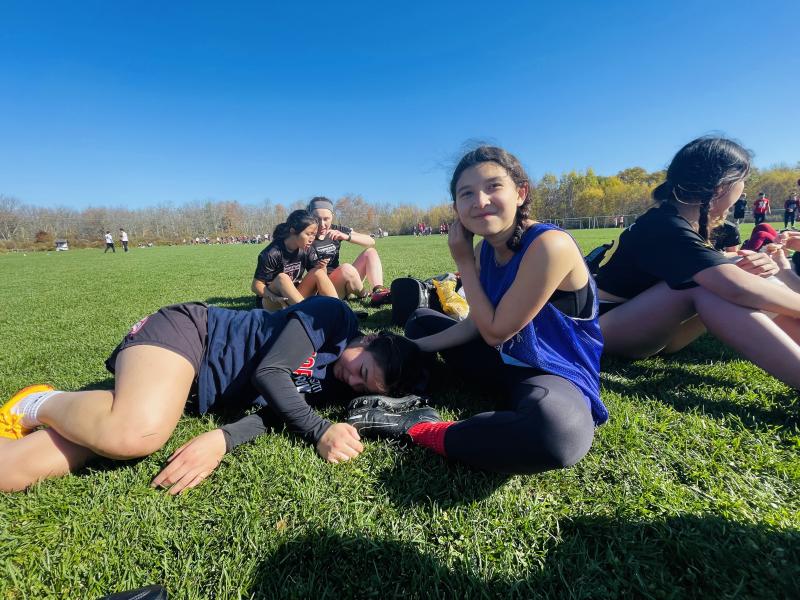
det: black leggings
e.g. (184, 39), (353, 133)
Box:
(405, 309), (595, 475)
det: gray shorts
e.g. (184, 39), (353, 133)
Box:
(105, 302), (209, 376)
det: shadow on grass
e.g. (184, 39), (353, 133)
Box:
(204, 295), (259, 311)
(377, 449), (509, 509)
(248, 516), (799, 599)
(600, 356), (799, 429)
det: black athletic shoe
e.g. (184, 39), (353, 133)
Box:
(346, 405), (441, 439)
(347, 394), (427, 413)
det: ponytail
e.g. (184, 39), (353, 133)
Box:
(272, 209), (320, 243)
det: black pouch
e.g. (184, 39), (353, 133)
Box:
(390, 277), (441, 326)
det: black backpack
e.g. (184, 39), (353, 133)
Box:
(390, 277), (445, 326)
(584, 241), (614, 276)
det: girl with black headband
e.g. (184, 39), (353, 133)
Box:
(595, 136), (800, 388)
(307, 197), (391, 306)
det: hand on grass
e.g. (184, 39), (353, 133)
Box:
(316, 423), (363, 463)
(735, 250), (780, 278)
(151, 429), (227, 495)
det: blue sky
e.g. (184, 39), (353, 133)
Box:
(1, 0), (798, 209)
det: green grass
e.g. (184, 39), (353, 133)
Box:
(0, 231), (798, 599)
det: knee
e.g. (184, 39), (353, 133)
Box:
(272, 273), (293, 290)
(341, 263), (360, 283)
(94, 422), (168, 460)
(513, 406), (595, 473)
(0, 453), (28, 492)
(363, 247), (379, 261)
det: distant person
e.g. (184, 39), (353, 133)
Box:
(307, 197), (391, 306)
(733, 192), (747, 224)
(103, 231), (115, 253)
(251, 209), (337, 311)
(784, 192), (798, 229)
(753, 191), (770, 225)
(119, 228), (129, 252)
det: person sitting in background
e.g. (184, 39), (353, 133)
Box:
(711, 219), (741, 253)
(307, 197), (391, 307)
(251, 209), (337, 311)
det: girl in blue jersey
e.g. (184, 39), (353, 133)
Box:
(348, 146), (606, 474)
(0, 297), (421, 492)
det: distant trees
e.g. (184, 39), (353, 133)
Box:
(2, 163), (798, 249)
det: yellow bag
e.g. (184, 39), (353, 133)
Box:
(432, 279), (469, 320)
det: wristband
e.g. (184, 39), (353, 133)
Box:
(347, 231), (352, 242)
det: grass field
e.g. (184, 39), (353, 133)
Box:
(1, 228), (798, 599)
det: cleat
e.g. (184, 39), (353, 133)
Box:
(0, 384), (53, 440)
(346, 405), (441, 439)
(369, 285), (392, 307)
(347, 394), (428, 413)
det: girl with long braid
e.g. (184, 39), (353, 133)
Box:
(596, 136), (800, 388)
(348, 146), (607, 474)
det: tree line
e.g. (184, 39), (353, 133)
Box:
(1, 163), (798, 250)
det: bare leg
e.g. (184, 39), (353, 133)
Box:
(600, 282), (697, 358)
(351, 248), (384, 289)
(328, 264), (365, 299)
(661, 315), (707, 354)
(267, 273), (306, 308)
(772, 315), (800, 345)
(296, 268), (338, 299)
(36, 345), (194, 460)
(0, 430), (95, 491)
(600, 282), (800, 388)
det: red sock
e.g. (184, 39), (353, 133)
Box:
(407, 421), (454, 456)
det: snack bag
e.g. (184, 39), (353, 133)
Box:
(432, 279), (469, 320)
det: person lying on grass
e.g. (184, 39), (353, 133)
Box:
(251, 209), (338, 311)
(0, 296), (422, 493)
(307, 196), (392, 306)
(595, 136), (800, 389)
(347, 145), (608, 474)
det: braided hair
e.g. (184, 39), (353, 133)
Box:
(652, 137), (751, 243)
(450, 146), (532, 252)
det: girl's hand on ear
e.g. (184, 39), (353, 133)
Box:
(448, 220), (474, 266)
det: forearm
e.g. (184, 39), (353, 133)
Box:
(455, 260), (506, 346)
(414, 317), (479, 352)
(220, 410), (272, 452)
(775, 268), (800, 294)
(724, 280), (800, 318)
(252, 278), (267, 296)
(252, 318), (332, 444)
(349, 231), (375, 248)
